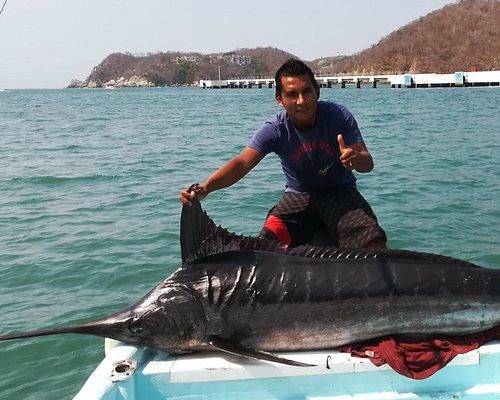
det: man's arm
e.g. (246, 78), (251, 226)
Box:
(180, 147), (264, 205)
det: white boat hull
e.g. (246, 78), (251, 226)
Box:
(74, 339), (500, 399)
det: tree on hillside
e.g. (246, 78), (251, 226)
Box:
(174, 62), (197, 85)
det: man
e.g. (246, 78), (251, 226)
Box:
(180, 58), (386, 249)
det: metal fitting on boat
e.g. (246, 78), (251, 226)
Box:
(110, 359), (137, 382)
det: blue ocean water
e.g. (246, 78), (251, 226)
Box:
(0, 86), (499, 399)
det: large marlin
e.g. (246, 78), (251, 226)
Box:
(1, 199), (500, 368)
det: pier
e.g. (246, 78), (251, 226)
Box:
(199, 70), (500, 89)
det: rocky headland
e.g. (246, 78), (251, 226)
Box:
(68, 0), (500, 88)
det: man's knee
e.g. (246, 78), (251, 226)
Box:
(260, 215), (292, 245)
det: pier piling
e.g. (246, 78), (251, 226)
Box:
(200, 71), (500, 89)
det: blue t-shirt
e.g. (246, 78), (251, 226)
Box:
(248, 101), (363, 192)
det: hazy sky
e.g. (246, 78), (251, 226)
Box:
(0, 0), (454, 89)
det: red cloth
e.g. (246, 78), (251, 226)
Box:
(263, 215), (292, 245)
(342, 325), (500, 379)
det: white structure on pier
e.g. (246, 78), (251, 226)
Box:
(199, 70), (500, 89)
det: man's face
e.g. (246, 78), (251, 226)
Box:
(276, 74), (320, 130)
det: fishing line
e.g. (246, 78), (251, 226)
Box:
(0, 0), (8, 16)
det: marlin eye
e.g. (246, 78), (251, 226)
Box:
(128, 321), (144, 334)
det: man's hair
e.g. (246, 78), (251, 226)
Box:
(275, 58), (318, 96)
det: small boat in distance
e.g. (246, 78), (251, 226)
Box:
(104, 80), (115, 89)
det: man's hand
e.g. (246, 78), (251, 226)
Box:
(179, 183), (208, 206)
(337, 134), (374, 173)
(338, 134), (357, 171)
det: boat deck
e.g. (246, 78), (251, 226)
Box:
(75, 340), (500, 399)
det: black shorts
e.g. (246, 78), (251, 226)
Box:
(259, 189), (386, 247)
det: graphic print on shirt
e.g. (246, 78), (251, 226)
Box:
(290, 139), (338, 177)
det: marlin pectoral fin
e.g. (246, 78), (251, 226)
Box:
(208, 336), (315, 367)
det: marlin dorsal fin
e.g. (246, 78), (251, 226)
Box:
(180, 198), (218, 264)
(180, 199), (284, 265)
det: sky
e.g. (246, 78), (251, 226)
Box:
(0, 0), (455, 89)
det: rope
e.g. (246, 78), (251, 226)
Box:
(0, 0), (8, 16)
